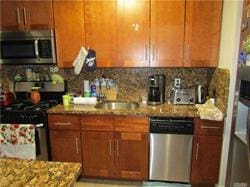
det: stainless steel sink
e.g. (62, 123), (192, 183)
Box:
(95, 101), (139, 110)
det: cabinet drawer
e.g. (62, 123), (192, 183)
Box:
(48, 114), (81, 130)
(81, 115), (114, 131)
(114, 116), (149, 133)
(194, 118), (223, 136)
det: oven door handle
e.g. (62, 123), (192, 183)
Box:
(35, 123), (44, 128)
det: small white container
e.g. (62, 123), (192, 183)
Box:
(73, 97), (97, 105)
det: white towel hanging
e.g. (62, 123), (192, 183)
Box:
(73, 47), (88, 75)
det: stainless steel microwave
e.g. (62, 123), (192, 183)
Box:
(0, 30), (56, 65)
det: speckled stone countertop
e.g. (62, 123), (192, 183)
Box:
(47, 102), (200, 117)
(0, 158), (81, 186)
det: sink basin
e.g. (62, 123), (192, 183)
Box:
(95, 101), (140, 110)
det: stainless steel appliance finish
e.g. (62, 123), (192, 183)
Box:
(148, 75), (165, 105)
(196, 85), (206, 104)
(0, 30), (56, 65)
(226, 2), (250, 183)
(95, 100), (139, 110)
(0, 81), (67, 161)
(149, 117), (194, 182)
(171, 88), (196, 105)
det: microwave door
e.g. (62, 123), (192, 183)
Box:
(1, 40), (36, 60)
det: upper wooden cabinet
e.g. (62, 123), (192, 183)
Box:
(150, 0), (185, 67)
(53, 0), (85, 68)
(184, 0), (222, 67)
(0, 0), (54, 31)
(84, 0), (117, 67)
(116, 0), (150, 67)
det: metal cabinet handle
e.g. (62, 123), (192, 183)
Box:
(75, 138), (79, 154)
(116, 139), (119, 157)
(152, 45), (156, 61)
(23, 7), (27, 26)
(34, 39), (40, 59)
(186, 45), (190, 61)
(109, 139), (112, 156)
(195, 143), (199, 161)
(16, 8), (21, 24)
(145, 45), (148, 61)
(54, 122), (71, 126)
(201, 125), (220, 129)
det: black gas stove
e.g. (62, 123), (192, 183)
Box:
(0, 81), (67, 161)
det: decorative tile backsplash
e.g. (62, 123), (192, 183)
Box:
(0, 65), (229, 115)
(0, 66), (212, 100)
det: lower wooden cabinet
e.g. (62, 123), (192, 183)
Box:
(81, 115), (149, 180)
(191, 118), (224, 185)
(48, 114), (82, 163)
(82, 131), (115, 177)
(49, 131), (82, 163)
(115, 132), (148, 180)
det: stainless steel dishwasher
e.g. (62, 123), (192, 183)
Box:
(149, 117), (194, 183)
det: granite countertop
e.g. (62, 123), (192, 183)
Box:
(0, 158), (81, 186)
(47, 102), (200, 117)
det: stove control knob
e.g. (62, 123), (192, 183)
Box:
(176, 98), (181, 102)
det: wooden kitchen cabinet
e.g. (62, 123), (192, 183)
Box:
(0, 0), (53, 31)
(150, 0), (185, 67)
(53, 0), (85, 68)
(184, 0), (222, 67)
(115, 132), (148, 180)
(84, 0), (117, 67)
(191, 118), (224, 185)
(81, 115), (149, 180)
(116, 0), (150, 67)
(82, 131), (115, 177)
(48, 114), (82, 163)
(49, 131), (82, 163)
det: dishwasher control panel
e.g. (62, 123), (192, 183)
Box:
(149, 117), (194, 134)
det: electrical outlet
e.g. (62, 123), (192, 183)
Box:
(174, 78), (181, 88)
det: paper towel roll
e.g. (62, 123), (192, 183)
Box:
(83, 80), (90, 92)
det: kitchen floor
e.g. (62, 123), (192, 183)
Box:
(75, 179), (191, 187)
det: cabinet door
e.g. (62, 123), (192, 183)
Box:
(115, 132), (148, 180)
(50, 131), (82, 163)
(84, 0), (117, 67)
(82, 131), (114, 177)
(0, 1), (23, 31)
(24, 0), (54, 30)
(117, 0), (150, 67)
(191, 135), (222, 184)
(150, 0), (185, 67)
(184, 0), (222, 67)
(53, 0), (85, 68)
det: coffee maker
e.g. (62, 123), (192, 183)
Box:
(147, 75), (165, 105)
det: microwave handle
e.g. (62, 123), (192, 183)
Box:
(34, 39), (40, 60)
